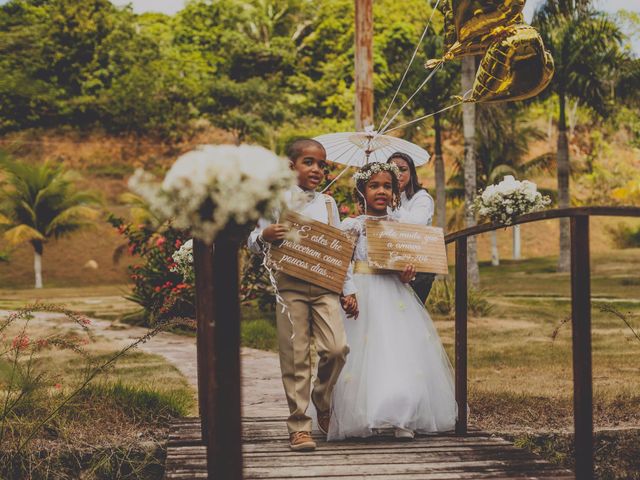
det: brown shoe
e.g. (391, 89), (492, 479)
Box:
(290, 431), (316, 452)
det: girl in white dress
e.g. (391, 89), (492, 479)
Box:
(328, 162), (457, 441)
(387, 152), (436, 304)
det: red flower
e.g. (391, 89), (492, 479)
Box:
(54, 383), (62, 390)
(12, 335), (29, 351)
(175, 239), (182, 248)
(154, 286), (162, 293)
(339, 205), (350, 215)
(156, 236), (166, 248)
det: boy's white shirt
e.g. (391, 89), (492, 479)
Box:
(391, 190), (435, 226)
(247, 185), (357, 296)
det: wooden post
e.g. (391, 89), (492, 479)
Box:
(570, 215), (594, 479)
(455, 237), (468, 434)
(354, 0), (373, 131)
(193, 240), (215, 444)
(194, 237), (243, 479)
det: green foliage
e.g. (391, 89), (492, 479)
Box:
(241, 319), (278, 351)
(81, 381), (193, 420)
(608, 223), (640, 249)
(0, 156), (101, 286)
(427, 278), (494, 318)
(108, 215), (195, 326)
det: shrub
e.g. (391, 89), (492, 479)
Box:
(241, 320), (278, 351)
(608, 223), (640, 249)
(108, 214), (195, 325)
(427, 278), (495, 318)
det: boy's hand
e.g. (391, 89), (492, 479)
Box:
(399, 264), (416, 284)
(262, 224), (289, 243)
(341, 294), (359, 319)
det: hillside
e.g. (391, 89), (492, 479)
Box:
(1, 121), (638, 290)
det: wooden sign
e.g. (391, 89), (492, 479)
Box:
(365, 220), (449, 275)
(269, 211), (356, 294)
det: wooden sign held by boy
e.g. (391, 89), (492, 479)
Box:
(269, 211), (356, 294)
(365, 220), (449, 275)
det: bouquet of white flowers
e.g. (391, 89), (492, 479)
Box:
(129, 145), (296, 243)
(472, 175), (551, 226)
(171, 239), (194, 283)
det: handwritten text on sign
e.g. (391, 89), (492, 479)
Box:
(270, 211), (356, 293)
(366, 220), (449, 275)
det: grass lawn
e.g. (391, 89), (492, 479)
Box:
(0, 309), (194, 479)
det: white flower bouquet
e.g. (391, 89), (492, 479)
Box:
(171, 239), (194, 283)
(129, 145), (296, 243)
(472, 175), (551, 226)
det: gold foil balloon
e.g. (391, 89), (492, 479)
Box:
(467, 25), (555, 103)
(439, 0), (457, 51)
(453, 0), (525, 44)
(426, 1), (525, 69)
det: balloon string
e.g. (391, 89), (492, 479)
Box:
(321, 163), (351, 193)
(383, 99), (464, 134)
(378, 63), (443, 136)
(261, 242), (296, 341)
(376, 0), (442, 133)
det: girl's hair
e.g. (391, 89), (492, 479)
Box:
(354, 162), (401, 212)
(386, 152), (424, 200)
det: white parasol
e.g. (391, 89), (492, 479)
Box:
(314, 126), (431, 167)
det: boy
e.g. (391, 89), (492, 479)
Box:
(248, 138), (358, 451)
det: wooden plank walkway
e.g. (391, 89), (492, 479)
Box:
(164, 417), (574, 479)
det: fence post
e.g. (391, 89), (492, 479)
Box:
(194, 237), (243, 479)
(455, 237), (468, 434)
(570, 215), (594, 479)
(193, 240), (215, 445)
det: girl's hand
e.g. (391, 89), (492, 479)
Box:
(399, 264), (416, 284)
(262, 224), (289, 242)
(341, 294), (359, 320)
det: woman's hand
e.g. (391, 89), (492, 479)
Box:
(399, 264), (416, 284)
(341, 294), (359, 320)
(262, 224), (289, 243)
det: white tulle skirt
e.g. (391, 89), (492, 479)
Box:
(328, 272), (457, 441)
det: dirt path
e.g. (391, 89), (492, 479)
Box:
(1, 310), (288, 418)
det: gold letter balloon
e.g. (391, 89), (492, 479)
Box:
(467, 24), (554, 103)
(426, 0), (554, 103)
(427, 0), (525, 68)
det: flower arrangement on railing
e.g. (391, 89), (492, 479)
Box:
(472, 176), (551, 226)
(171, 239), (194, 283)
(129, 145), (296, 243)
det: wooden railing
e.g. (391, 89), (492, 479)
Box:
(445, 206), (640, 480)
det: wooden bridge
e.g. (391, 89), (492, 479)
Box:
(164, 206), (640, 479)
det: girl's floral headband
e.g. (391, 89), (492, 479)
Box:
(353, 162), (400, 184)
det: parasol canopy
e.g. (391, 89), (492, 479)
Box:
(314, 126), (431, 167)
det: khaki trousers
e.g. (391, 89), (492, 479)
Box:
(275, 273), (349, 434)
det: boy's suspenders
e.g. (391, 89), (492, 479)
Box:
(324, 196), (336, 226)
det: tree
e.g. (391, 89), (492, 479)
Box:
(418, 29), (460, 230)
(461, 55), (479, 287)
(447, 104), (554, 264)
(0, 159), (101, 288)
(534, 0), (623, 272)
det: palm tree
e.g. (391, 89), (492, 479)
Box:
(417, 28), (460, 231)
(533, 0), (623, 272)
(447, 104), (554, 264)
(0, 159), (101, 288)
